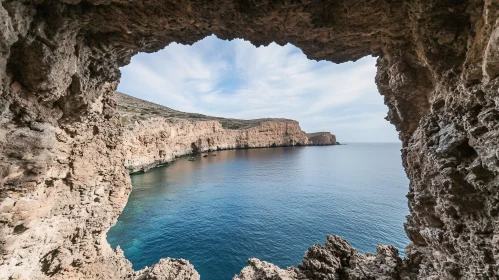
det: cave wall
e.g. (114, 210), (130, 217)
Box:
(0, 0), (498, 279)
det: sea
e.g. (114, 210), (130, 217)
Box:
(107, 143), (410, 279)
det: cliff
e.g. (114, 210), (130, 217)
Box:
(1, 1), (498, 279)
(117, 92), (337, 172)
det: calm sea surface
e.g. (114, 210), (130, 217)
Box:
(107, 143), (409, 279)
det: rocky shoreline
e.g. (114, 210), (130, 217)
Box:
(118, 92), (338, 173)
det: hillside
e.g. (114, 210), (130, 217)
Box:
(116, 92), (294, 130)
(116, 92), (338, 172)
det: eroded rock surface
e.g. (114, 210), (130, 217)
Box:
(134, 258), (200, 280)
(123, 118), (309, 172)
(234, 259), (298, 280)
(235, 235), (408, 280)
(0, 0), (498, 279)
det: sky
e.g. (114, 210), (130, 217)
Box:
(118, 35), (399, 143)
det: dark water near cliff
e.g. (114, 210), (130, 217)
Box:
(107, 143), (409, 279)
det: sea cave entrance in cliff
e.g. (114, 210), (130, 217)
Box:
(108, 35), (408, 279)
(5, 1), (495, 279)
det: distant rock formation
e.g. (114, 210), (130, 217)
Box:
(117, 92), (338, 173)
(306, 132), (338, 145)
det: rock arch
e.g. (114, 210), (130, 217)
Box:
(0, 0), (498, 279)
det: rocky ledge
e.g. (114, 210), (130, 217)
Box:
(235, 235), (406, 280)
(117, 92), (338, 173)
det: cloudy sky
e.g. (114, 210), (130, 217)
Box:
(118, 35), (399, 143)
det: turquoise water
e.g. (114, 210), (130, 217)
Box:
(107, 143), (409, 279)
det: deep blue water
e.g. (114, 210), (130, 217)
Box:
(107, 143), (409, 279)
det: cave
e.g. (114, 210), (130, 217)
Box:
(1, 1), (498, 279)
(191, 142), (200, 154)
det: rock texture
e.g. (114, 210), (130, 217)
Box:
(235, 235), (407, 280)
(0, 0), (498, 279)
(117, 92), (337, 172)
(134, 258), (199, 280)
(234, 259), (298, 280)
(123, 118), (308, 173)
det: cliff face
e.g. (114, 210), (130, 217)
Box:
(122, 118), (311, 173)
(118, 92), (336, 172)
(0, 0), (498, 279)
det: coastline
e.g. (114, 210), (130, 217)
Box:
(128, 143), (339, 174)
(118, 92), (339, 174)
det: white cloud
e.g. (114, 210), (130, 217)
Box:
(118, 35), (399, 143)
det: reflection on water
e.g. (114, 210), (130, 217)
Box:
(108, 144), (409, 280)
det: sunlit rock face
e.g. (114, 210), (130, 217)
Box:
(0, 0), (498, 279)
(234, 235), (407, 280)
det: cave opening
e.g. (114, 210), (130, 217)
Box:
(4, 1), (495, 279)
(108, 35), (408, 279)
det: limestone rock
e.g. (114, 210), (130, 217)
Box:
(233, 259), (298, 280)
(134, 258), (200, 280)
(236, 236), (409, 280)
(306, 132), (338, 146)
